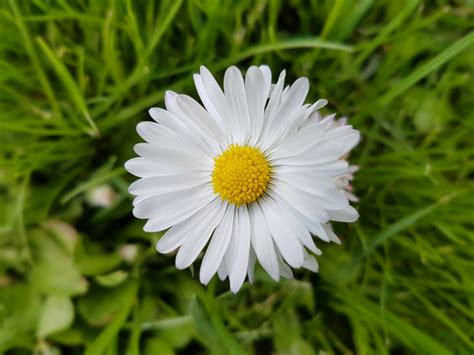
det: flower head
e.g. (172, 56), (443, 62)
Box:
(125, 65), (360, 292)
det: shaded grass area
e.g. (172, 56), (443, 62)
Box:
(0, 0), (473, 354)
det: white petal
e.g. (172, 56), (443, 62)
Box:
(125, 157), (164, 178)
(311, 160), (351, 177)
(342, 131), (361, 154)
(126, 154), (206, 177)
(261, 77), (309, 150)
(250, 203), (280, 281)
(133, 143), (211, 172)
(136, 121), (211, 160)
(302, 110), (323, 127)
(277, 137), (348, 166)
(269, 193), (325, 248)
(322, 223), (342, 244)
(344, 190), (359, 203)
(132, 194), (152, 207)
(148, 106), (213, 156)
(217, 260), (227, 281)
(156, 199), (218, 253)
(279, 77), (309, 116)
(247, 247), (257, 283)
(269, 121), (326, 160)
(276, 250), (294, 279)
(176, 94), (226, 150)
(327, 205), (359, 222)
(224, 66), (251, 143)
(313, 99), (328, 110)
(193, 69), (229, 135)
(281, 85), (290, 102)
(273, 171), (349, 211)
(270, 180), (329, 223)
(199, 66), (229, 115)
(320, 127), (360, 155)
(245, 66), (269, 145)
(176, 200), (227, 270)
(280, 104), (310, 139)
(128, 172), (210, 195)
(271, 160), (349, 178)
(259, 65), (272, 95)
(260, 70), (286, 143)
(299, 100), (329, 128)
(143, 195), (214, 232)
(199, 205), (235, 285)
(164, 91), (218, 156)
(149, 107), (186, 133)
(308, 222), (332, 243)
(134, 185), (213, 219)
(274, 201), (321, 255)
(225, 205), (251, 293)
(302, 251), (319, 272)
(260, 198), (304, 268)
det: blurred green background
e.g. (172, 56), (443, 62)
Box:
(0, 0), (473, 354)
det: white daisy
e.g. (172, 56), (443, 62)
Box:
(125, 65), (360, 293)
(306, 111), (360, 202)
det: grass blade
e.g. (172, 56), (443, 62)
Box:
(36, 37), (100, 137)
(377, 31), (474, 107)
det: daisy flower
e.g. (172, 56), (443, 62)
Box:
(125, 65), (360, 293)
(306, 111), (360, 202)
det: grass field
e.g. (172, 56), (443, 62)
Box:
(0, 0), (473, 354)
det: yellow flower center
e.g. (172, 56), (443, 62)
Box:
(212, 144), (271, 205)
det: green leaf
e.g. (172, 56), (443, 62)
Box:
(154, 318), (194, 349)
(84, 281), (138, 355)
(42, 219), (79, 255)
(37, 295), (74, 338)
(376, 31), (474, 107)
(273, 307), (300, 352)
(75, 239), (122, 276)
(214, 38), (352, 71)
(36, 37), (99, 137)
(78, 281), (136, 326)
(24, 172), (79, 225)
(29, 230), (88, 296)
(49, 326), (89, 346)
(143, 337), (175, 355)
(334, 292), (453, 355)
(95, 270), (128, 287)
(0, 283), (42, 352)
(191, 296), (246, 355)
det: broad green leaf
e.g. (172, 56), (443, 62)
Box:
(78, 281), (136, 326)
(155, 319), (194, 349)
(29, 230), (88, 296)
(49, 326), (90, 346)
(95, 270), (128, 287)
(42, 219), (79, 255)
(75, 239), (122, 276)
(37, 295), (74, 338)
(0, 283), (41, 352)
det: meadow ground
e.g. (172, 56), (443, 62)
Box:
(0, 1), (473, 354)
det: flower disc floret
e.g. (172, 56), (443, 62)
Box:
(212, 145), (271, 205)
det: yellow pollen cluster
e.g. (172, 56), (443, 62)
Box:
(212, 145), (271, 205)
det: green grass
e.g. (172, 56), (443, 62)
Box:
(0, 0), (473, 354)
